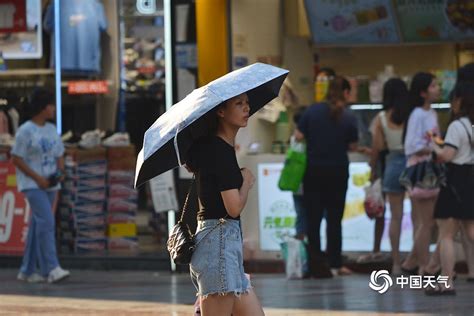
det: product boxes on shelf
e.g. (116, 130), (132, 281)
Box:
(65, 161), (107, 179)
(106, 145), (135, 161)
(107, 197), (138, 213)
(107, 237), (139, 251)
(74, 237), (107, 253)
(108, 183), (138, 199)
(107, 211), (137, 224)
(59, 202), (105, 217)
(64, 176), (106, 192)
(108, 170), (135, 185)
(66, 147), (107, 163)
(62, 188), (107, 204)
(108, 222), (137, 238)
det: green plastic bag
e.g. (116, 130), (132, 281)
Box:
(278, 138), (306, 192)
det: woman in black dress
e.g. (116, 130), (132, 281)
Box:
(185, 93), (264, 315)
(426, 82), (474, 295)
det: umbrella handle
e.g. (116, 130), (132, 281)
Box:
(174, 122), (183, 167)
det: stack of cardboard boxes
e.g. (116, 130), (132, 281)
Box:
(106, 146), (139, 252)
(59, 148), (108, 254)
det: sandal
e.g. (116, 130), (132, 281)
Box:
(356, 252), (386, 264)
(331, 266), (353, 276)
(425, 284), (456, 296)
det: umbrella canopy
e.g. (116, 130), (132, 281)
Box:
(135, 63), (289, 188)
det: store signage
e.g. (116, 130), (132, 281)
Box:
(304, 0), (400, 44)
(0, 162), (30, 255)
(257, 162), (413, 252)
(136, 0), (156, 15)
(258, 163), (296, 251)
(68, 80), (109, 95)
(149, 170), (179, 213)
(0, 0), (27, 33)
(395, 0), (474, 42)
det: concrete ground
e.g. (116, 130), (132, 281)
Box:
(0, 269), (473, 315)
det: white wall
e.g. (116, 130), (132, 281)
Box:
(231, 0), (283, 154)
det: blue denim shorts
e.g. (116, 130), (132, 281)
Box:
(190, 218), (251, 299)
(383, 151), (406, 193)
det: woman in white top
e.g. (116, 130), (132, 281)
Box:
(425, 82), (474, 295)
(400, 72), (441, 276)
(370, 78), (411, 275)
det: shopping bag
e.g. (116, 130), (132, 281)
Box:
(280, 237), (309, 279)
(364, 179), (385, 219)
(278, 137), (306, 192)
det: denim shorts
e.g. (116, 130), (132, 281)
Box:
(383, 151), (406, 193)
(190, 218), (251, 299)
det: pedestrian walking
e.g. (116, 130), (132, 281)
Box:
(425, 82), (474, 295)
(12, 88), (70, 283)
(400, 72), (441, 276)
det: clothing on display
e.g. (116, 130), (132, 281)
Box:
(44, 0), (108, 73)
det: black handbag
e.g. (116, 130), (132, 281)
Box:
(167, 178), (196, 265)
(167, 175), (229, 265)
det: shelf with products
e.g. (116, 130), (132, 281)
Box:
(350, 102), (451, 111)
(119, 1), (165, 94)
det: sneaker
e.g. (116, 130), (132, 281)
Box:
(102, 132), (130, 147)
(27, 273), (46, 283)
(47, 267), (70, 283)
(17, 272), (27, 281)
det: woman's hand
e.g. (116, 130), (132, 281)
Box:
(34, 176), (50, 189)
(241, 168), (255, 188)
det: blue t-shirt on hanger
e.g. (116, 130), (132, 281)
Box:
(44, 0), (108, 74)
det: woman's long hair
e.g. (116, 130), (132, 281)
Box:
(326, 76), (351, 121)
(382, 78), (410, 125)
(402, 72), (435, 141)
(184, 102), (225, 173)
(452, 81), (474, 124)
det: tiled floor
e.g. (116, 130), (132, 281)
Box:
(0, 269), (472, 315)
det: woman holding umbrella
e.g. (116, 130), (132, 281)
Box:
(185, 93), (264, 315)
(135, 63), (288, 316)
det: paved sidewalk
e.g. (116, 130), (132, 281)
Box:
(0, 269), (472, 315)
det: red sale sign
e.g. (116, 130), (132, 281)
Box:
(0, 0), (27, 33)
(67, 80), (109, 95)
(0, 162), (30, 255)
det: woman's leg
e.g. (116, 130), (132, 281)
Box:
(413, 197), (437, 274)
(292, 194), (307, 239)
(200, 294), (235, 316)
(438, 218), (460, 289)
(303, 174), (325, 258)
(24, 189), (60, 276)
(387, 192), (404, 271)
(232, 288), (265, 316)
(325, 168), (348, 270)
(402, 198), (420, 270)
(373, 216), (385, 254)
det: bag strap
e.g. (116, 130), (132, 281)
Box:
(458, 119), (472, 145)
(178, 174), (195, 223)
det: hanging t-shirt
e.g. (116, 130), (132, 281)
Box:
(444, 117), (474, 165)
(44, 0), (107, 73)
(11, 121), (64, 192)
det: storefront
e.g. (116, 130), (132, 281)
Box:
(0, 0), (199, 265)
(227, 0), (474, 261)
